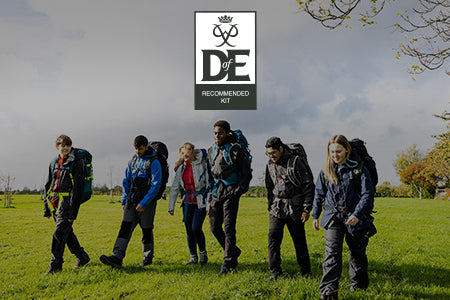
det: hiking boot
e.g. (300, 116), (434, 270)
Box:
(74, 252), (90, 269)
(230, 247), (241, 269)
(186, 254), (198, 265)
(320, 293), (338, 300)
(268, 272), (281, 281)
(45, 265), (62, 275)
(100, 254), (122, 269)
(199, 251), (208, 265)
(217, 263), (230, 276)
(139, 259), (153, 267)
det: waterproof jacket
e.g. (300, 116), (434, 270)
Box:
(265, 147), (314, 219)
(312, 152), (374, 234)
(122, 147), (162, 209)
(208, 134), (252, 197)
(44, 148), (84, 220)
(169, 149), (211, 211)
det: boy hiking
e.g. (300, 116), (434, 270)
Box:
(43, 134), (90, 274)
(100, 135), (163, 268)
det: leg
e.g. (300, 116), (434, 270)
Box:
(49, 215), (74, 269)
(346, 231), (369, 290)
(222, 193), (240, 268)
(268, 215), (285, 277)
(140, 199), (157, 264)
(319, 221), (345, 298)
(286, 217), (311, 275)
(209, 198), (225, 249)
(112, 205), (139, 260)
(191, 205), (207, 253)
(184, 204), (198, 256)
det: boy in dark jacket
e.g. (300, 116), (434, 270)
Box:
(265, 137), (314, 280)
(43, 134), (90, 274)
(208, 120), (252, 275)
(100, 135), (162, 268)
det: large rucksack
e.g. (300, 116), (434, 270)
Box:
(349, 138), (378, 191)
(211, 129), (252, 192)
(131, 141), (169, 201)
(284, 143), (314, 188)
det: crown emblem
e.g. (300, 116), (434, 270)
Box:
(218, 15), (233, 23)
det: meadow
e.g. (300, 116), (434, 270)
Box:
(0, 195), (449, 299)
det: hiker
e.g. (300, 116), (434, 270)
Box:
(264, 137), (314, 281)
(312, 135), (375, 300)
(43, 134), (90, 274)
(100, 135), (162, 268)
(168, 142), (211, 265)
(207, 120), (252, 275)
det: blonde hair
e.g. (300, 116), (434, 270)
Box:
(323, 135), (351, 185)
(174, 142), (195, 172)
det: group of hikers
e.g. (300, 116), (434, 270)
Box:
(43, 120), (377, 300)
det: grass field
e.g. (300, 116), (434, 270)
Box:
(0, 195), (449, 299)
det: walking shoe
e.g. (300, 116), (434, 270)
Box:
(217, 263), (230, 276)
(45, 266), (62, 275)
(320, 293), (338, 300)
(199, 251), (208, 265)
(230, 247), (241, 269)
(139, 259), (153, 267)
(186, 254), (198, 265)
(99, 254), (122, 269)
(268, 272), (281, 281)
(74, 252), (90, 269)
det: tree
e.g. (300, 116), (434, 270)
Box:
(1, 174), (15, 207)
(297, 0), (450, 76)
(400, 161), (437, 199)
(393, 144), (425, 176)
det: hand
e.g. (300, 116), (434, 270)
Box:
(122, 204), (125, 211)
(168, 210), (174, 215)
(68, 219), (74, 223)
(301, 212), (310, 223)
(136, 204), (145, 212)
(345, 215), (359, 226)
(312, 219), (320, 231)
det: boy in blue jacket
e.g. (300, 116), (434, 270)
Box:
(100, 135), (162, 268)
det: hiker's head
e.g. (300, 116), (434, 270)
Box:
(327, 135), (351, 166)
(179, 142), (195, 162)
(55, 134), (72, 157)
(265, 137), (284, 163)
(213, 120), (231, 146)
(133, 135), (149, 157)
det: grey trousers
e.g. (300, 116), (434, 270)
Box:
(320, 219), (369, 296)
(112, 200), (157, 262)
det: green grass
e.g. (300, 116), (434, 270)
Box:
(0, 196), (449, 299)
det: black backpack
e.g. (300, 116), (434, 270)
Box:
(349, 138), (378, 191)
(285, 143), (314, 188)
(131, 141), (169, 201)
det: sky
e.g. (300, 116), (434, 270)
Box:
(0, 0), (448, 191)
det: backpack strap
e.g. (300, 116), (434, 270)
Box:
(286, 155), (303, 187)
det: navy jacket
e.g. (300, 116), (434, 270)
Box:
(312, 152), (374, 234)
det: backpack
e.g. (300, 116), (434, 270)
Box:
(284, 143), (314, 188)
(349, 139), (378, 191)
(131, 141), (169, 201)
(211, 129), (252, 189)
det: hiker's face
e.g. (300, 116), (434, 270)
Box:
(329, 143), (348, 165)
(266, 147), (283, 163)
(180, 146), (194, 162)
(56, 144), (71, 158)
(214, 126), (228, 146)
(135, 145), (148, 157)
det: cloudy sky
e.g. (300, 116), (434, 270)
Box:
(1, 0), (448, 191)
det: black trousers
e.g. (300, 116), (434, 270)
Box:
(50, 214), (85, 268)
(268, 214), (311, 276)
(320, 220), (369, 296)
(209, 185), (241, 268)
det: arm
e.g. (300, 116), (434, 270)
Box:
(122, 161), (133, 205)
(351, 166), (374, 220)
(265, 164), (274, 212)
(312, 171), (327, 222)
(168, 168), (182, 213)
(232, 145), (252, 195)
(43, 163), (53, 217)
(296, 158), (315, 214)
(68, 157), (84, 221)
(139, 159), (162, 209)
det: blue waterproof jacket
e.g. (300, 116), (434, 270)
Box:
(122, 148), (162, 208)
(312, 152), (374, 234)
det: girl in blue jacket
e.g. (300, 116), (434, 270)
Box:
(312, 135), (375, 300)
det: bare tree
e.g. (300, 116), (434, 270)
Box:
(1, 174), (15, 207)
(298, 0), (450, 75)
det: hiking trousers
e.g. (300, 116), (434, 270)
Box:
(268, 214), (311, 276)
(209, 184), (241, 268)
(50, 198), (86, 268)
(183, 203), (207, 256)
(320, 219), (369, 296)
(113, 200), (157, 262)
